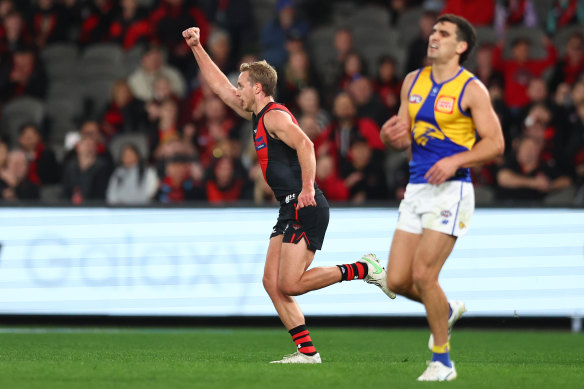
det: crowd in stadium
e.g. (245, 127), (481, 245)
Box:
(0, 0), (583, 206)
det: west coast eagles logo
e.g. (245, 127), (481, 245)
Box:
(412, 121), (445, 146)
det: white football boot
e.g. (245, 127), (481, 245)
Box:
(417, 361), (457, 381)
(358, 253), (396, 299)
(270, 351), (322, 364)
(428, 300), (466, 350)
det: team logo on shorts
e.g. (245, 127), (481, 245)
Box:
(441, 210), (451, 225)
(292, 224), (301, 230)
(435, 95), (456, 114)
(409, 94), (423, 104)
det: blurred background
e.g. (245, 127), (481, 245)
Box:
(0, 0), (583, 330)
(0, 0), (582, 207)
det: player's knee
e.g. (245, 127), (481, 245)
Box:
(262, 274), (279, 296)
(386, 272), (412, 295)
(278, 278), (304, 296)
(412, 265), (434, 290)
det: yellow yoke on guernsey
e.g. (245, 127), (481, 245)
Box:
(407, 66), (477, 183)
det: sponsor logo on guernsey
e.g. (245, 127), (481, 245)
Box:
(285, 193), (296, 203)
(435, 95), (456, 114)
(254, 136), (266, 150)
(409, 94), (423, 104)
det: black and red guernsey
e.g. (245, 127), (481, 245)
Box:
(252, 102), (319, 200)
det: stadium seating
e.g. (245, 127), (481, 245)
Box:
(0, 97), (45, 146)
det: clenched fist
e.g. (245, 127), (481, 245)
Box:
(182, 27), (201, 48)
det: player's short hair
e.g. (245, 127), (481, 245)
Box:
(239, 60), (277, 97)
(435, 14), (476, 65)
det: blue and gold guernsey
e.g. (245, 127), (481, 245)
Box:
(408, 66), (477, 183)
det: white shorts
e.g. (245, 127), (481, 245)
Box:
(396, 181), (475, 237)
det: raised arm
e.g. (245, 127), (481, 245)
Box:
(263, 110), (317, 209)
(425, 79), (505, 185)
(182, 27), (251, 120)
(380, 70), (416, 151)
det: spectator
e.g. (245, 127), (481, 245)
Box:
(207, 28), (235, 74)
(315, 92), (385, 166)
(0, 134), (9, 170)
(128, 43), (186, 102)
(77, 0), (117, 46)
(494, 0), (538, 41)
(108, 0), (151, 50)
(320, 27), (355, 93)
(340, 137), (388, 203)
(196, 96), (238, 166)
(567, 102), (584, 203)
(0, 0), (15, 19)
(492, 35), (557, 110)
(150, 98), (180, 157)
(497, 136), (572, 202)
(276, 49), (320, 111)
(0, 46), (47, 103)
(150, 0), (209, 77)
(260, 0), (309, 69)
(296, 87), (330, 130)
(546, 0), (584, 36)
(205, 156), (247, 204)
(387, 0), (424, 25)
(101, 79), (147, 141)
(315, 153), (349, 201)
(373, 55), (401, 116)
(337, 51), (367, 91)
(63, 120), (114, 172)
(62, 136), (111, 204)
(472, 44), (504, 89)
(157, 154), (206, 203)
(548, 32), (584, 93)
(201, 0), (255, 69)
(347, 75), (390, 128)
(298, 115), (322, 142)
(405, 10), (436, 73)
(0, 149), (39, 201)
(17, 123), (60, 185)
(106, 142), (158, 204)
(0, 10), (33, 63)
(29, 0), (75, 49)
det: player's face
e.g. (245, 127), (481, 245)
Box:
(236, 71), (255, 112)
(427, 21), (466, 63)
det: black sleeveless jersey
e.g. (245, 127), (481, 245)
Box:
(252, 102), (319, 200)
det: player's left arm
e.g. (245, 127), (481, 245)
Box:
(425, 79), (505, 185)
(263, 110), (317, 208)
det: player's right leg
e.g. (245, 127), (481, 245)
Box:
(385, 229), (423, 302)
(263, 236), (321, 364)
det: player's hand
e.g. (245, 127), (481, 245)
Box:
(297, 186), (316, 208)
(425, 156), (459, 185)
(380, 115), (409, 147)
(182, 27), (201, 48)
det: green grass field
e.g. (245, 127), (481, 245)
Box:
(0, 327), (582, 388)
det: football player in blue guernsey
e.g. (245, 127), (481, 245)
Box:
(380, 14), (504, 381)
(182, 27), (395, 364)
